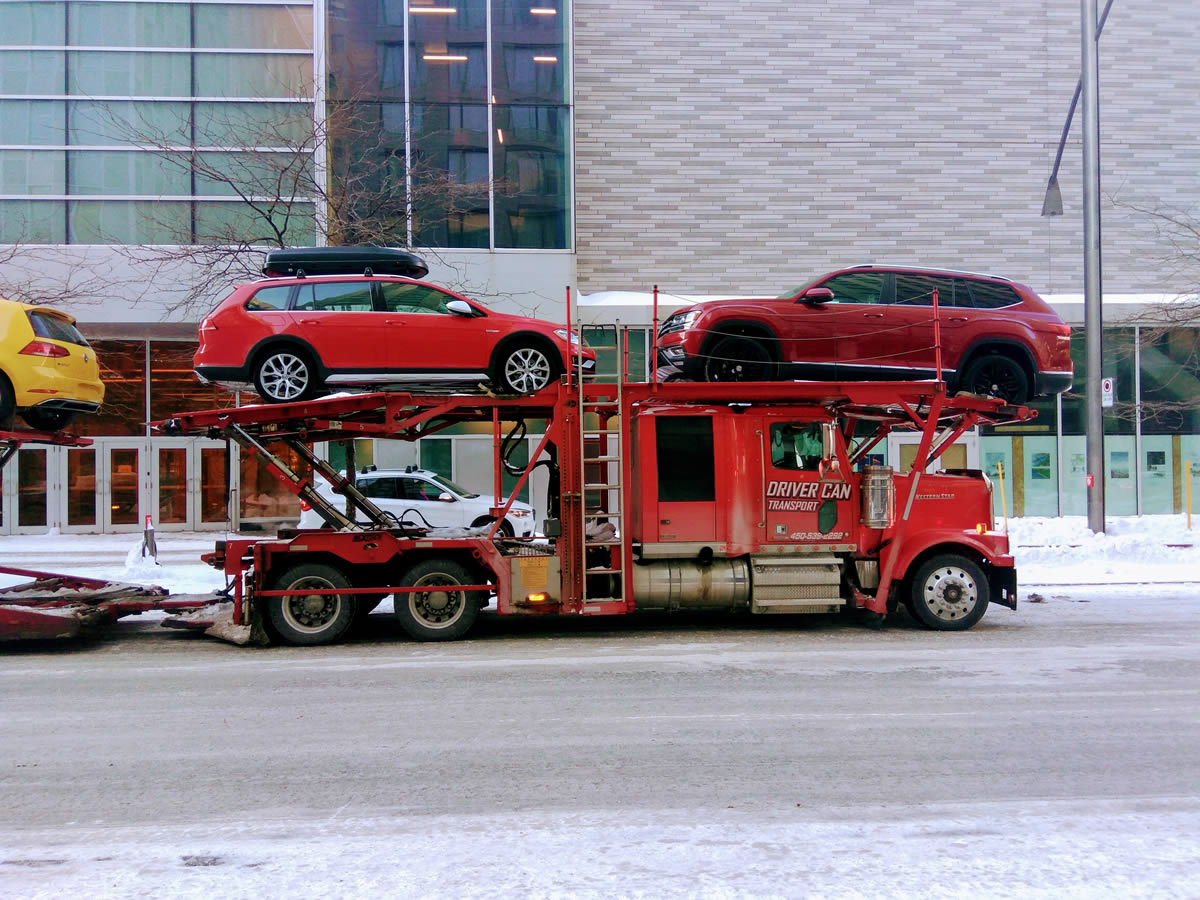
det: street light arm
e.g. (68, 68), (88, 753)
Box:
(1042, 0), (1116, 216)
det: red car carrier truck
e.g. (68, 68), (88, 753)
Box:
(157, 374), (1032, 647)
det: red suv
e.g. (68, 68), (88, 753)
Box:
(193, 250), (595, 402)
(655, 265), (1073, 403)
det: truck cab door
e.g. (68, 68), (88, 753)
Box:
(762, 421), (853, 545)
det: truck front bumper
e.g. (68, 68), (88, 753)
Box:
(988, 562), (1018, 610)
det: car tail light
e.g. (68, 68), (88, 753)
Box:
(20, 340), (70, 358)
(299, 499), (311, 511)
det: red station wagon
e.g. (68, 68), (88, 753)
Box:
(194, 248), (595, 402)
(656, 265), (1073, 403)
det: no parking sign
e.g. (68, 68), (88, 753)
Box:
(1101, 377), (1114, 408)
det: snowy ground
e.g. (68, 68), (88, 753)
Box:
(2, 514), (1197, 596)
(3, 516), (1199, 899)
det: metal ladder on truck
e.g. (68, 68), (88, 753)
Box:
(568, 317), (632, 614)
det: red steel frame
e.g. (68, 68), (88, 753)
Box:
(158, 379), (1032, 627)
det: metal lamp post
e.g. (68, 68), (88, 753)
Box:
(1043, 0), (1112, 533)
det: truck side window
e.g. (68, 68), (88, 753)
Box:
(770, 423), (823, 470)
(656, 416), (714, 502)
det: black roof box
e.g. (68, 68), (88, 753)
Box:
(262, 246), (429, 279)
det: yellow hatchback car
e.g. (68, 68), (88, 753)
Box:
(0, 297), (104, 432)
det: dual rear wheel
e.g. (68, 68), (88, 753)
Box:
(264, 558), (486, 646)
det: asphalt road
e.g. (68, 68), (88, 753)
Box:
(3, 586), (1199, 895)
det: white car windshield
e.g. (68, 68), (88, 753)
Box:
(429, 473), (478, 498)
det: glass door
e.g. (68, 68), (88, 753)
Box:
(62, 446), (99, 532)
(102, 441), (147, 532)
(152, 438), (231, 531)
(13, 447), (50, 534)
(198, 442), (232, 529)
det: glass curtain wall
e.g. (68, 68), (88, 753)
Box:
(327, 0), (571, 250)
(981, 325), (1200, 517)
(0, 1), (316, 244)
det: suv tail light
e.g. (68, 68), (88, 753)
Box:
(20, 340), (70, 357)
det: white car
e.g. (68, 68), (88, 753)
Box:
(297, 466), (536, 537)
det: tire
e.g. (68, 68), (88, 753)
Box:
(0, 375), (15, 430)
(702, 335), (775, 382)
(960, 354), (1029, 404)
(21, 408), (75, 432)
(471, 516), (514, 537)
(253, 347), (317, 403)
(908, 554), (990, 631)
(394, 558), (484, 641)
(264, 563), (356, 645)
(495, 343), (557, 395)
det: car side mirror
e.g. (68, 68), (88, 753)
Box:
(800, 287), (834, 305)
(437, 492), (455, 502)
(445, 300), (473, 316)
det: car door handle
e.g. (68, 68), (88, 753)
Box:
(947, 316), (968, 323)
(299, 318), (321, 325)
(385, 319), (406, 326)
(861, 312), (886, 318)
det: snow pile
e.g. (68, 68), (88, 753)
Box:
(1008, 514), (1200, 585)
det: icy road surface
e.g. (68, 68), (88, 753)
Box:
(3, 582), (1200, 898)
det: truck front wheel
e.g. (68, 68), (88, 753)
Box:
(908, 554), (990, 631)
(394, 558), (484, 641)
(265, 563), (356, 645)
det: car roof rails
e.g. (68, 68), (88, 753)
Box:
(262, 245), (430, 280)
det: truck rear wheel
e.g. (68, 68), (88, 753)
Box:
(265, 563), (356, 645)
(908, 554), (989, 631)
(394, 558), (483, 641)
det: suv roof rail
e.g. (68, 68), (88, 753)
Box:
(262, 246), (429, 280)
(846, 263), (1013, 283)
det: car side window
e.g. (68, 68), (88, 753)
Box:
(357, 477), (400, 500)
(966, 280), (1022, 309)
(379, 283), (455, 315)
(401, 477), (440, 501)
(246, 285), (292, 311)
(818, 273), (885, 305)
(293, 282), (374, 313)
(894, 274), (957, 307)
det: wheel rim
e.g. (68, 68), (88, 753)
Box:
(970, 360), (1023, 402)
(260, 353), (310, 401)
(921, 565), (979, 622)
(705, 340), (771, 381)
(504, 347), (552, 393)
(408, 572), (467, 630)
(280, 576), (344, 634)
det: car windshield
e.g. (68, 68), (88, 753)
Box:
(430, 473), (478, 498)
(28, 310), (89, 346)
(776, 275), (823, 299)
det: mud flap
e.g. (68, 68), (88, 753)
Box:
(988, 565), (1018, 610)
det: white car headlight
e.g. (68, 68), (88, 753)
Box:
(508, 508), (532, 517)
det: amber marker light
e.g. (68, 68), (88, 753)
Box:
(527, 592), (551, 604)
